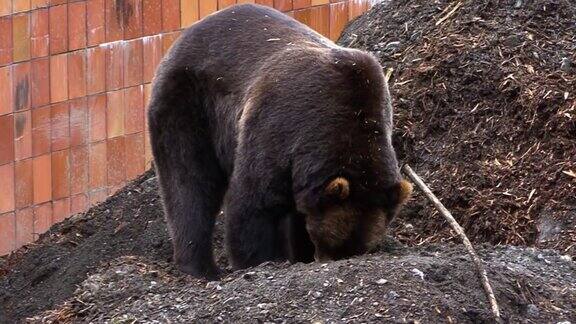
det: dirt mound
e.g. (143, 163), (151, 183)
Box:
(2, 172), (575, 323)
(2, 1), (576, 322)
(0, 171), (171, 322)
(24, 246), (576, 323)
(339, 0), (576, 252)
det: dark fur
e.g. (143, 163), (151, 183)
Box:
(148, 4), (408, 279)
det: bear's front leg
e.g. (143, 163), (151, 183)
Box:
(224, 181), (289, 269)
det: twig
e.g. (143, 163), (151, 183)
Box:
(436, 1), (463, 26)
(401, 164), (502, 322)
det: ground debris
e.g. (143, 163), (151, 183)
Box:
(340, 0), (576, 255)
(25, 246), (576, 323)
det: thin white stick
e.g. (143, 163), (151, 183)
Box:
(401, 164), (502, 322)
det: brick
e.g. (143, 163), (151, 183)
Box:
(68, 50), (87, 99)
(294, 8), (311, 26)
(124, 86), (144, 134)
(13, 0), (30, 15)
(144, 127), (152, 168)
(13, 13), (31, 63)
(14, 110), (32, 161)
(68, 1), (87, 50)
(274, 0), (291, 11)
(106, 89), (124, 138)
(88, 94), (106, 142)
(124, 39), (143, 87)
(31, 8), (49, 58)
(0, 163), (15, 213)
(329, 2), (348, 41)
(50, 53), (69, 103)
(108, 182), (125, 195)
(0, 115), (15, 165)
(311, 0), (328, 5)
(106, 136), (125, 186)
(89, 141), (106, 189)
(142, 0), (162, 36)
(218, 0), (235, 9)
(348, 0), (364, 20)
(181, 0), (199, 28)
(105, 0), (123, 42)
(53, 197), (70, 222)
(293, 0), (310, 10)
(163, 0), (180, 31)
(70, 193), (87, 214)
(33, 153), (51, 204)
(199, 0), (217, 18)
(0, 2), (12, 17)
(51, 0), (69, 5)
(105, 42), (124, 91)
(31, 0), (49, 9)
(32, 105), (51, 156)
(124, 0), (143, 39)
(143, 35), (162, 83)
(0, 66), (13, 115)
(51, 149), (70, 199)
(49, 4), (69, 55)
(12, 62), (31, 112)
(89, 188), (107, 205)
(0, 212), (16, 255)
(143, 83), (152, 168)
(236, 0), (255, 3)
(31, 57), (50, 108)
(15, 159), (33, 208)
(33, 201), (52, 237)
(125, 132), (144, 180)
(70, 98), (88, 147)
(70, 145), (88, 194)
(162, 31), (181, 54)
(0, 17), (13, 66)
(87, 0), (105, 46)
(309, 4), (329, 38)
(15, 207), (34, 248)
(255, 0), (273, 7)
(51, 102), (70, 151)
(86, 46), (105, 94)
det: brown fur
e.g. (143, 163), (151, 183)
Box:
(147, 4), (410, 279)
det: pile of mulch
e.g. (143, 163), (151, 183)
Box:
(339, 0), (576, 253)
(22, 244), (576, 323)
(2, 1), (576, 322)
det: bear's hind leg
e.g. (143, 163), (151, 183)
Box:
(148, 70), (227, 279)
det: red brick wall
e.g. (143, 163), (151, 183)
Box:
(0, 0), (374, 255)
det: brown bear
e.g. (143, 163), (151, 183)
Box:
(147, 4), (412, 279)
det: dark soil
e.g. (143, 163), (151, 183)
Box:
(339, 0), (576, 254)
(1, 0), (576, 322)
(24, 245), (576, 323)
(0, 171), (172, 322)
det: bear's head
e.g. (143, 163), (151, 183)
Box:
(300, 176), (412, 262)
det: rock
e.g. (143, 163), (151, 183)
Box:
(560, 255), (573, 262)
(386, 290), (400, 300)
(257, 303), (276, 310)
(411, 268), (425, 280)
(376, 279), (388, 285)
(526, 304), (539, 317)
(206, 281), (222, 290)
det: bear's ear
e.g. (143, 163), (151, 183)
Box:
(398, 179), (413, 205)
(325, 177), (350, 200)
